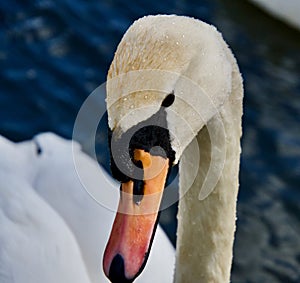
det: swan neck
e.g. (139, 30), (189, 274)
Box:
(174, 61), (243, 282)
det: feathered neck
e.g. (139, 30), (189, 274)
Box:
(175, 43), (243, 282)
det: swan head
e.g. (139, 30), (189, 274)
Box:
(103, 15), (234, 282)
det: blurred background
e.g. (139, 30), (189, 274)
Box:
(0, 0), (300, 282)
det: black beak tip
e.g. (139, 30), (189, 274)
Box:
(108, 254), (134, 283)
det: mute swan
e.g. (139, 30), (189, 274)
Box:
(103, 15), (243, 283)
(0, 133), (175, 283)
(248, 0), (300, 30)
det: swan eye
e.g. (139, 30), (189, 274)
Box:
(161, 92), (175, 108)
(34, 141), (42, 156)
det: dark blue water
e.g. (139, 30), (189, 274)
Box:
(1, 1), (300, 282)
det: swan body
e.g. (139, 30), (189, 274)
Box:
(248, 0), (300, 30)
(0, 135), (91, 283)
(0, 133), (175, 283)
(104, 15), (243, 283)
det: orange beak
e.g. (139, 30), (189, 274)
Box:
(103, 149), (169, 282)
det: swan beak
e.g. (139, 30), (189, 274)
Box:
(103, 149), (169, 282)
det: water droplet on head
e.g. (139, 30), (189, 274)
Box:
(176, 41), (179, 45)
(123, 97), (127, 101)
(144, 95), (148, 99)
(130, 104), (134, 109)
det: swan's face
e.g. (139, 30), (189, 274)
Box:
(103, 15), (233, 282)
